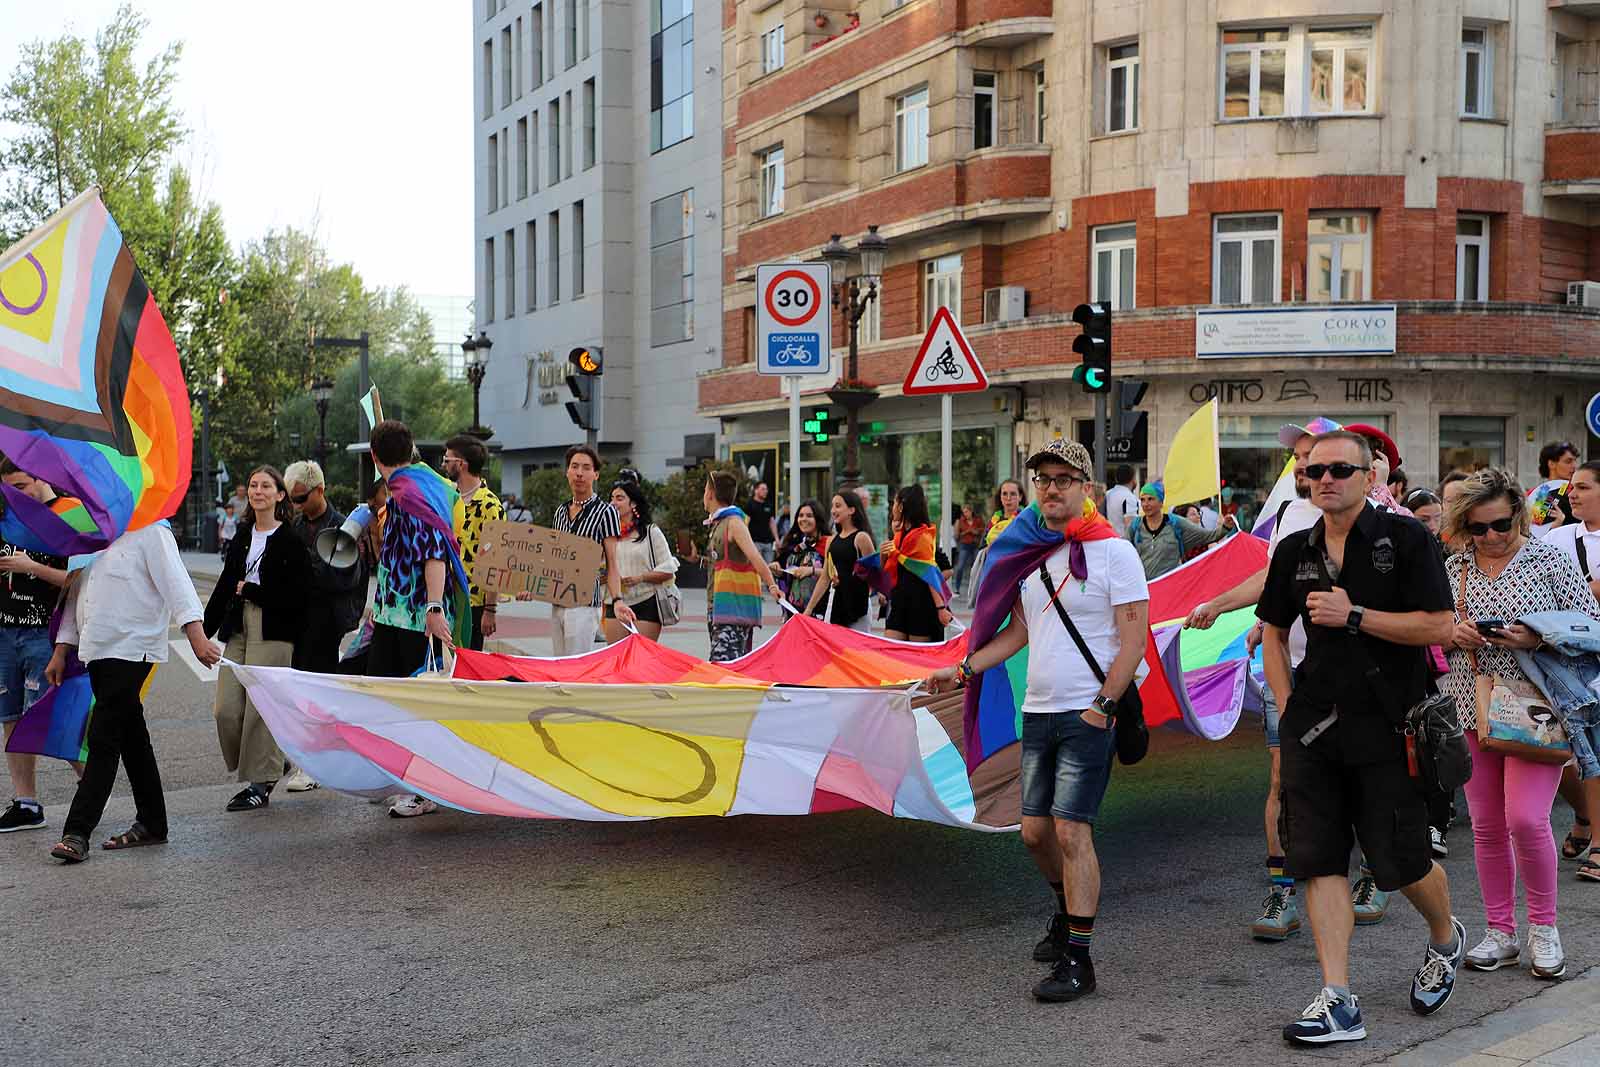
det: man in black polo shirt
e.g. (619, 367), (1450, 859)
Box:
(1258, 430), (1462, 1047)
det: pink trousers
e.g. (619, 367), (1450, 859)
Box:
(1462, 733), (1564, 932)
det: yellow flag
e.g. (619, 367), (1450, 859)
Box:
(1161, 399), (1221, 508)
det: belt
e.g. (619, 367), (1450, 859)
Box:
(1300, 709), (1339, 747)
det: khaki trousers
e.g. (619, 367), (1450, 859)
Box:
(214, 602), (294, 783)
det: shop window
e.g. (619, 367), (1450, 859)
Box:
(1092, 224), (1136, 311)
(1107, 43), (1139, 132)
(1213, 214), (1280, 305)
(974, 72), (996, 150)
(1218, 414), (1386, 528)
(896, 87), (930, 172)
(1439, 415), (1505, 478)
(1461, 26), (1492, 117)
(923, 253), (962, 328)
(1307, 214), (1371, 302)
(1221, 28), (1287, 119)
(1456, 215), (1489, 302)
(758, 145), (784, 218)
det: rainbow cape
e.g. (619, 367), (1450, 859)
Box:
(384, 462), (473, 650)
(0, 188), (192, 557)
(856, 523), (952, 603)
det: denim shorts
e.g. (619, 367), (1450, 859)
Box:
(1566, 704), (1600, 780)
(0, 625), (54, 724)
(1019, 710), (1116, 823)
(1261, 680), (1282, 749)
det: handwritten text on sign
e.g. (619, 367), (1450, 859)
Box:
(471, 520), (604, 608)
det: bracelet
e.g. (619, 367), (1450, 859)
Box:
(956, 658), (976, 685)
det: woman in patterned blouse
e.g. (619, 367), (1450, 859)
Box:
(1441, 468), (1600, 981)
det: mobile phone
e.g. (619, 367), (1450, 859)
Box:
(1475, 620), (1507, 636)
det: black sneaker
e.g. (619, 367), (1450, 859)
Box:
(1033, 914), (1067, 962)
(1411, 917), (1467, 1016)
(1033, 954), (1096, 1003)
(225, 785), (270, 812)
(0, 799), (45, 833)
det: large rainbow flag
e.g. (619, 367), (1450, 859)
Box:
(0, 187), (192, 556)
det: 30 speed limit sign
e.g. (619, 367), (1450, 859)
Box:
(756, 263), (831, 376)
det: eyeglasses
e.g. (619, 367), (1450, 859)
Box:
(1032, 473), (1085, 491)
(1304, 463), (1370, 481)
(1465, 517), (1516, 537)
(289, 491), (312, 505)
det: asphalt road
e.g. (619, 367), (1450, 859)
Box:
(5, 647), (1599, 1067)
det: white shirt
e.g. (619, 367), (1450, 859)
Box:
(1544, 521), (1600, 581)
(243, 525), (273, 585)
(1200, 505), (1221, 531)
(1018, 539), (1149, 713)
(1266, 496), (1322, 667)
(57, 524), (203, 664)
(610, 524), (679, 606)
(1104, 485), (1139, 539)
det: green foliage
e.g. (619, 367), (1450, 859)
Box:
(325, 484), (358, 516)
(656, 460), (742, 560)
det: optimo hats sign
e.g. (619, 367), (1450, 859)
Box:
(1196, 304), (1397, 359)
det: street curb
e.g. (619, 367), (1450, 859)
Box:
(1374, 963), (1600, 1065)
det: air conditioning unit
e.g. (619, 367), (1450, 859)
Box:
(984, 285), (1026, 323)
(1568, 281), (1600, 308)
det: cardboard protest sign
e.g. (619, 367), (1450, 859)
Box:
(471, 520), (604, 608)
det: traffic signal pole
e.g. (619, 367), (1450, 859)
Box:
(1094, 390), (1109, 487)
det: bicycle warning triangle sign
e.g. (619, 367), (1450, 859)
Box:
(903, 306), (989, 395)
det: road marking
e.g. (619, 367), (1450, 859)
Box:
(169, 639), (219, 682)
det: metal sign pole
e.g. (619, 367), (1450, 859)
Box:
(941, 393), (954, 555)
(789, 377), (802, 522)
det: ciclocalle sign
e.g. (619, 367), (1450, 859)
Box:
(470, 520), (605, 608)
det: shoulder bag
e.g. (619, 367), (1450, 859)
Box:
(648, 525), (682, 627)
(1458, 553), (1571, 764)
(1037, 560), (1148, 766)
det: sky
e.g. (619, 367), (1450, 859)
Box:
(0, 1), (473, 297)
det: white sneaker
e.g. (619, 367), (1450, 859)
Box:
(1464, 928), (1519, 971)
(1528, 924), (1565, 979)
(282, 769), (319, 792)
(387, 795), (439, 819)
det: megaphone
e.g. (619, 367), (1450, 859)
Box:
(316, 503), (374, 570)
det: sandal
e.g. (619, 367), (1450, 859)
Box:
(50, 833), (89, 864)
(103, 821), (167, 850)
(1562, 816), (1592, 860)
(225, 785), (269, 813)
(1578, 848), (1600, 883)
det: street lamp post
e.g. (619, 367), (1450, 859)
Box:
(311, 378), (335, 467)
(820, 225), (888, 484)
(462, 330), (493, 440)
(310, 331), (371, 490)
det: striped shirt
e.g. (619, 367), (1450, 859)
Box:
(553, 495), (620, 605)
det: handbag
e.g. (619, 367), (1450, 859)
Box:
(1037, 561), (1148, 766)
(1402, 690), (1474, 795)
(647, 525), (682, 627)
(1458, 553), (1572, 765)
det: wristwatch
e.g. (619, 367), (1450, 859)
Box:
(1091, 694), (1118, 718)
(1346, 605), (1365, 634)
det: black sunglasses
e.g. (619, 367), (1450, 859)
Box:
(289, 491), (313, 504)
(1465, 517), (1516, 536)
(1304, 462), (1370, 481)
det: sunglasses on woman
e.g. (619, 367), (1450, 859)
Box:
(1465, 517), (1516, 536)
(1304, 462), (1370, 481)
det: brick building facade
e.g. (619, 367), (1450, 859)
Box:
(704, 0), (1600, 526)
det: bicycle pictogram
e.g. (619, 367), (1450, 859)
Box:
(925, 341), (962, 381)
(771, 343), (814, 365)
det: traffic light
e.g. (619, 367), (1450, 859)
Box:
(1116, 379), (1148, 438)
(565, 346), (602, 431)
(1071, 302), (1112, 393)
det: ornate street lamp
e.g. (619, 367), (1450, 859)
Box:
(463, 330), (493, 439)
(820, 225), (889, 483)
(311, 377), (335, 466)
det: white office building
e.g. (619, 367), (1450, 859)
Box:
(472, 0), (723, 494)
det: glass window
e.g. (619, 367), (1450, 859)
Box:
(565, 0), (577, 69)
(547, 99), (560, 184)
(481, 40), (494, 119)
(516, 118), (528, 199)
(514, 18), (524, 99)
(1220, 28), (1288, 119)
(573, 201), (585, 297)
(758, 146), (784, 218)
(1461, 27), (1490, 117)
(1034, 68), (1046, 142)
(504, 226), (516, 317)
(1092, 224), (1136, 311)
(973, 71), (996, 150)
(923, 253), (962, 328)
(501, 27), (513, 108)
(486, 133), (499, 208)
(1213, 214), (1280, 304)
(562, 89), (573, 179)
(1455, 214), (1489, 302)
(582, 78), (596, 170)
(896, 87), (929, 172)
(1108, 43), (1139, 132)
(1216, 414), (1387, 529)
(1306, 213), (1371, 302)
(1439, 415), (1505, 478)
(579, 0), (590, 59)
(524, 220), (537, 311)
(483, 236), (496, 321)
(548, 209), (560, 305)
(650, 189), (694, 345)
(530, 111), (540, 192)
(1307, 26), (1372, 114)
(761, 21), (784, 74)
(530, 4), (544, 87)
(651, 2), (695, 152)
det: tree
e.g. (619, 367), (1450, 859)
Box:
(0, 3), (184, 243)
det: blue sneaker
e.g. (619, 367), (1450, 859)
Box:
(1410, 916), (1467, 1016)
(1283, 987), (1366, 1045)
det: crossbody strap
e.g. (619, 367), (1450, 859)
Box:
(1578, 532), (1591, 584)
(1037, 560), (1107, 684)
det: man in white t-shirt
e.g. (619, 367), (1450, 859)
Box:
(929, 439), (1149, 1005)
(1104, 465), (1140, 540)
(1186, 422), (1330, 940)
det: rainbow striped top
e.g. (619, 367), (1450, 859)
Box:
(707, 511), (763, 627)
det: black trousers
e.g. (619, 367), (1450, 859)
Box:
(365, 622), (435, 679)
(63, 659), (161, 840)
(293, 604), (349, 673)
(469, 606), (486, 652)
